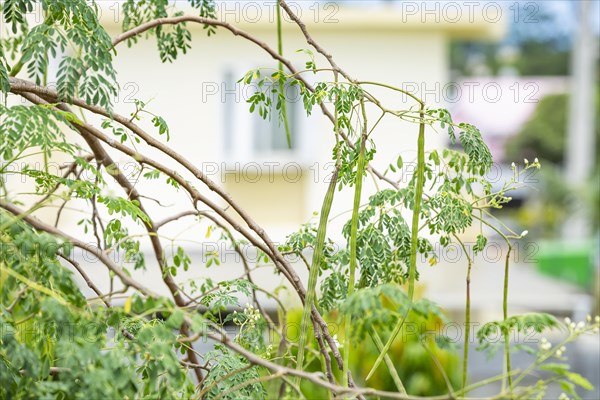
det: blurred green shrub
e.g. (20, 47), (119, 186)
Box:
(279, 305), (461, 398)
(505, 92), (600, 166)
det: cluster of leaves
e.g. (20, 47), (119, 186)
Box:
(203, 345), (266, 400)
(336, 137), (376, 187)
(1, 0), (119, 109)
(280, 224), (350, 311)
(0, 210), (215, 398)
(0, 212), (189, 398)
(121, 0), (217, 60)
(0, 30), (14, 91)
(21, 168), (99, 199)
(427, 108), (493, 175)
(477, 313), (560, 351)
(0, 104), (80, 162)
(340, 189), (432, 289)
(476, 314), (600, 399)
(339, 283), (447, 340)
(240, 70), (364, 136)
(193, 278), (255, 316)
(104, 218), (145, 270)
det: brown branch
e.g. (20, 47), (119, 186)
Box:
(0, 201), (159, 297)
(56, 253), (135, 340)
(111, 16), (297, 75)
(5, 286), (28, 313)
(10, 77), (358, 388)
(22, 90), (206, 385)
(57, 253), (111, 307)
(32, 154), (95, 209)
(278, 0), (353, 82)
(110, 16), (398, 194)
(201, 319), (452, 400)
(10, 90), (342, 385)
(197, 210), (272, 321)
(154, 210), (199, 229)
(9, 79), (302, 294)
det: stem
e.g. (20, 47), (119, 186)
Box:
(343, 97), (368, 389)
(356, 81), (424, 106)
(503, 244), (514, 396)
(471, 214), (515, 396)
(276, 1), (292, 148)
(421, 341), (455, 396)
(368, 328), (407, 394)
(454, 235), (472, 392)
(367, 104), (426, 381)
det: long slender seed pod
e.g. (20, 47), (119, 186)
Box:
(454, 235), (472, 391)
(295, 169), (339, 373)
(343, 97), (368, 389)
(503, 245), (514, 396)
(367, 103), (426, 381)
(276, 1), (292, 148)
(369, 328), (407, 394)
(295, 73), (341, 377)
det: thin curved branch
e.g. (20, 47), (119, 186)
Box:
(10, 79), (351, 386)
(110, 16), (398, 192)
(0, 201), (158, 297)
(57, 253), (111, 307)
(201, 318), (453, 400)
(18, 90), (205, 384)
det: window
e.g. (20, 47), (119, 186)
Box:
(222, 68), (303, 162)
(253, 82), (299, 153)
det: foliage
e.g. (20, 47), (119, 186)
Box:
(202, 345), (266, 400)
(1, 1), (598, 400)
(281, 307), (461, 398)
(505, 92), (600, 165)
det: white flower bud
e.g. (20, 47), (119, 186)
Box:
(521, 230), (529, 237)
(556, 350), (563, 357)
(541, 342), (552, 351)
(587, 315), (592, 322)
(524, 158), (529, 164)
(534, 157), (539, 163)
(577, 321), (585, 329)
(564, 317), (571, 324)
(595, 316), (600, 323)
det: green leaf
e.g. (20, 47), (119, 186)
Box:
(539, 363), (571, 375)
(166, 309), (185, 329)
(565, 372), (594, 391)
(560, 380), (581, 400)
(396, 155), (403, 169)
(0, 60), (10, 93)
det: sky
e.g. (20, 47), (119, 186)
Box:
(331, 0), (599, 44)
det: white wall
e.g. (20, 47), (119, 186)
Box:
(4, 3), (503, 305)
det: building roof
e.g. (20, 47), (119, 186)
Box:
(101, 2), (505, 40)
